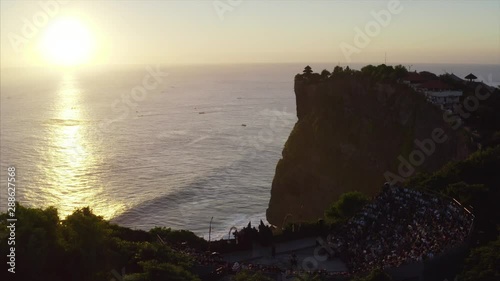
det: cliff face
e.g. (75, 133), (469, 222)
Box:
(266, 76), (471, 226)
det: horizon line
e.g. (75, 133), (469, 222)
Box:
(2, 61), (500, 70)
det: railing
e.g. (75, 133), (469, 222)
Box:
(413, 186), (475, 236)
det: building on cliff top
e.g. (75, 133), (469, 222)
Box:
(465, 73), (478, 82)
(416, 80), (462, 110)
(447, 73), (464, 83)
(402, 72), (426, 88)
(402, 72), (464, 110)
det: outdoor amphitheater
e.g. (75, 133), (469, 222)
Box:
(190, 185), (475, 280)
(327, 186), (475, 277)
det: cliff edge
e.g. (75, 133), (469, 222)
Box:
(266, 73), (471, 226)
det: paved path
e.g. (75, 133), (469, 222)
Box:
(222, 237), (348, 272)
(222, 237), (316, 262)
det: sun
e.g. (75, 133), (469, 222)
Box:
(40, 18), (94, 66)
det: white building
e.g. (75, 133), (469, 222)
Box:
(417, 80), (462, 109)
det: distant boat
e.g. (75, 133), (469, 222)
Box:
(199, 112), (205, 114)
(241, 124), (247, 127)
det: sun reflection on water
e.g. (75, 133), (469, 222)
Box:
(44, 73), (123, 220)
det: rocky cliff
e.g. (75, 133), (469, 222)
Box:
(266, 75), (471, 226)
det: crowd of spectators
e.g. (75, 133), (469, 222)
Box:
(328, 186), (474, 273)
(167, 186), (474, 278)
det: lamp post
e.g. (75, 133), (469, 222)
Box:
(208, 217), (213, 251)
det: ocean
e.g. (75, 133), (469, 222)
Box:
(0, 63), (498, 239)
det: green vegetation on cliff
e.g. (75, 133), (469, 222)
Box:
(0, 204), (204, 281)
(324, 191), (370, 225)
(460, 235), (500, 281)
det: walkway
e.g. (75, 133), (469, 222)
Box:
(222, 237), (348, 272)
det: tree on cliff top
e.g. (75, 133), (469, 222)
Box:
(321, 69), (331, 78)
(393, 64), (408, 80)
(333, 65), (343, 74)
(360, 64), (408, 81)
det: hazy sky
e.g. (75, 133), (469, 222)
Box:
(1, 0), (499, 68)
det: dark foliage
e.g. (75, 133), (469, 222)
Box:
(324, 191), (370, 225)
(0, 205), (201, 281)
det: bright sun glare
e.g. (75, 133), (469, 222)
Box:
(40, 18), (94, 66)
